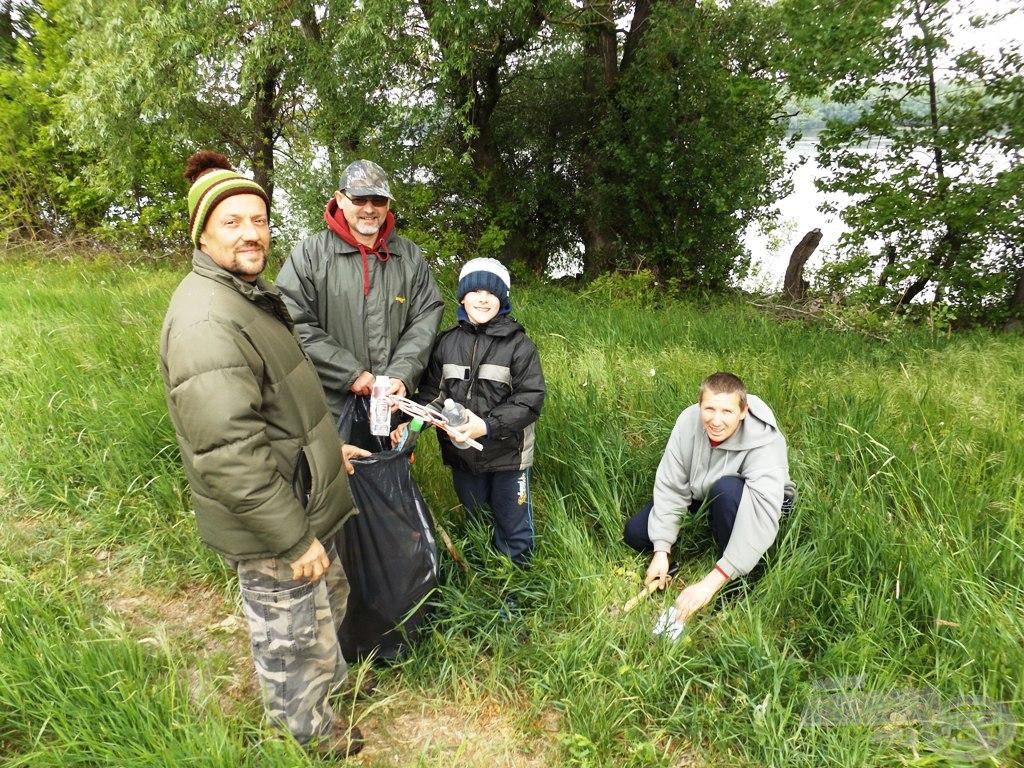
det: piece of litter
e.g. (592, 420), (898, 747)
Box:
(652, 607), (685, 641)
(210, 615), (243, 633)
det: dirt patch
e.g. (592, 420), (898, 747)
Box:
(104, 582), (238, 648)
(354, 694), (558, 767)
(102, 580), (259, 710)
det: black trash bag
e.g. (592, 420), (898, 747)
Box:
(334, 396), (438, 662)
(341, 394), (393, 454)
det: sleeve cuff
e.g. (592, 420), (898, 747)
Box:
(715, 557), (738, 579)
(277, 528), (315, 564)
(652, 540), (673, 554)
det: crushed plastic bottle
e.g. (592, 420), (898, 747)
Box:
(441, 398), (471, 450)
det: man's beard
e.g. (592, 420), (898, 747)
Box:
(355, 220), (381, 236)
(231, 244), (267, 277)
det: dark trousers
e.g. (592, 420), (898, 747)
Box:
(623, 475), (749, 558)
(623, 476), (793, 580)
(451, 467), (534, 566)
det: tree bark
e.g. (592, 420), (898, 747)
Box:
(578, 0), (673, 276)
(899, 0), (959, 308)
(782, 228), (822, 301)
(1005, 264), (1024, 331)
(0, 2), (14, 64)
(251, 60), (281, 208)
(877, 243), (897, 289)
(579, 0), (618, 276)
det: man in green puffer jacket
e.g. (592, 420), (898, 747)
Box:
(276, 159), (443, 426)
(160, 150), (368, 759)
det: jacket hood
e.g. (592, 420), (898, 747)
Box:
(324, 196), (395, 252)
(455, 311), (521, 336)
(717, 394), (783, 451)
(192, 249), (271, 298)
(323, 197), (397, 297)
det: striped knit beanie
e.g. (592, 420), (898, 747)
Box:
(183, 151), (270, 247)
(458, 257), (511, 310)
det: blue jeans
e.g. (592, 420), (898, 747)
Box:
(451, 467), (534, 566)
(623, 476), (792, 562)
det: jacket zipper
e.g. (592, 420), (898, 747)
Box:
(466, 335), (479, 401)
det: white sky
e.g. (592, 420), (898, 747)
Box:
(948, 0), (1021, 56)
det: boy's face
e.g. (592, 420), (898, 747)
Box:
(699, 390), (747, 442)
(462, 289), (501, 325)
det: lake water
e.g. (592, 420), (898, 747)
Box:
(742, 136), (850, 290)
(548, 136), (855, 286)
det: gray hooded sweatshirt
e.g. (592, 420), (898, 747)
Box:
(648, 394), (796, 578)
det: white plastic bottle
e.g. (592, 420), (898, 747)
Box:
(369, 375), (392, 436)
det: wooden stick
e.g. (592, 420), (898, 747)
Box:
(435, 523), (470, 572)
(610, 576), (672, 616)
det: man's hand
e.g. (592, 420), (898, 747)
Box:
(290, 537), (330, 582)
(387, 379), (407, 411)
(390, 423), (408, 449)
(341, 443), (371, 475)
(645, 551), (671, 590)
(350, 371), (374, 396)
(673, 568), (728, 622)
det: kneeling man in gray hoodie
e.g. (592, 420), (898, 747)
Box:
(623, 372), (796, 621)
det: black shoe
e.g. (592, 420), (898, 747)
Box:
(334, 671), (377, 701)
(313, 723), (365, 760)
(498, 594), (521, 622)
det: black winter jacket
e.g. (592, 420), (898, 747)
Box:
(418, 315), (544, 473)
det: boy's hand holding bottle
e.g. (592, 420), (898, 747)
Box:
(441, 399), (487, 447)
(450, 409), (487, 444)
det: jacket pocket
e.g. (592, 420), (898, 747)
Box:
(291, 447), (312, 509)
(239, 580), (318, 656)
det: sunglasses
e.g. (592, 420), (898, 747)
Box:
(344, 192), (390, 207)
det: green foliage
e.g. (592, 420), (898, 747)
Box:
(1, 254), (1022, 765)
(796, 0), (1024, 324)
(606, 0), (790, 287)
(0, 1), (109, 239)
(2, 0), (1021, 321)
(0, 0), (798, 289)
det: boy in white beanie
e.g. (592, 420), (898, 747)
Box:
(393, 257), (545, 567)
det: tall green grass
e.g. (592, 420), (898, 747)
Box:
(0, 253), (1021, 766)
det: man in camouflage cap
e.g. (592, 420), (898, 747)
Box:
(277, 159), (443, 440)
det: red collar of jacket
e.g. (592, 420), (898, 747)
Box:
(324, 197), (396, 296)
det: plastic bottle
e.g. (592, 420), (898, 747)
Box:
(369, 375), (392, 436)
(441, 398), (471, 449)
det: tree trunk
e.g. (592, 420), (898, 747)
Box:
(1, 2), (14, 64)
(1005, 264), (1024, 331)
(782, 228), (822, 301)
(877, 243), (897, 288)
(579, 0), (618, 277)
(908, 0), (960, 307)
(251, 61), (281, 209)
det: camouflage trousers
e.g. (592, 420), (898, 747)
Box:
(232, 541), (349, 744)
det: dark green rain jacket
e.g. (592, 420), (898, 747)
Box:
(276, 200), (443, 420)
